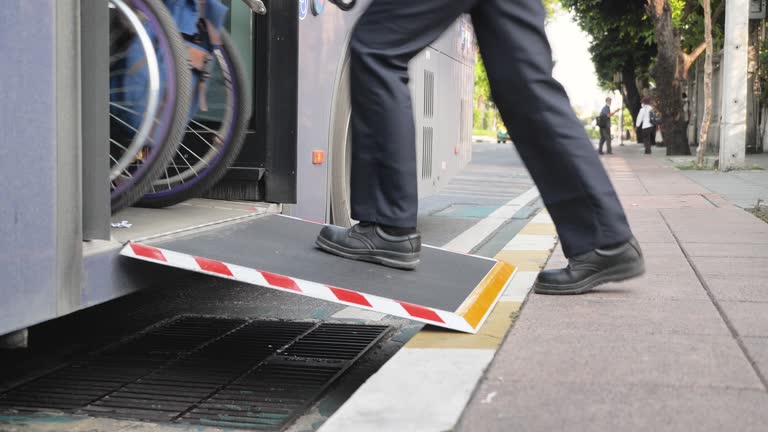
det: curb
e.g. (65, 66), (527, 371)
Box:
(317, 210), (559, 432)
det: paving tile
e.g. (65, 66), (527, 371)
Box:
(720, 302), (768, 337)
(588, 271), (708, 300)
(682, 243), (768, 258)
(662, 208), (767, 227)
(691, 257), (768, 278)
(632, 228), (677, 243)
(705, 275), (768, 302)
(743, 337), (768, 380)
(458, 382), (768, 432)
(516, 296), (728, 336)
(488, 331), (762, 389)
(642, 183), (711, 195)
(620, 195), (714, 209)
(624, 208), (665, 222)
(670, 222), (768, 235)
(702, 193), (738, 208)
(636, 241), (684, 255)
(674, 231), (768, 244)
(643, 252), (692, 272)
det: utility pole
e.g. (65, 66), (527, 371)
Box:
(613, 72), (623, 146)
(719, 0), (749, 170)
(619, 92), (624, 146)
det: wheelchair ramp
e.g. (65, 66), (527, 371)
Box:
(120, 215), (516, 333)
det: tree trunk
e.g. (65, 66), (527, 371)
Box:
(647, 0), (690, 155)
(622, 62), (642, 123)
(697, 0), (714, 166)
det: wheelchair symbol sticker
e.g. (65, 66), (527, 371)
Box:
(299, 0), (308, 20)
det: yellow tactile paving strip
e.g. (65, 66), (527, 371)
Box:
(403, 210), (559, 350)
(493, 250), (551, 271)
(518, 222), (558, 235)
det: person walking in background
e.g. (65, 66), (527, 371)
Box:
(315, 0), (645, 295)
(598, 97), (620, 155)
(636, 97), (654, 155)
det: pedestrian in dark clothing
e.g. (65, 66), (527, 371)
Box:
(315, 0), (645, 295)
(598, 97), (620, 155)
(636, 97), (654, 155)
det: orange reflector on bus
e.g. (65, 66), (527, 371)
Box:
(312, 150), (325, 165)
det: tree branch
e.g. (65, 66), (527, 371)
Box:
(684, 42), (708, 75)
(682, 0), (726, 76)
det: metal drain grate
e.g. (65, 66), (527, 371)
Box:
(0, 316), (389, 431)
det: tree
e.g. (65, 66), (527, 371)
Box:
(559, 0), (655, 124)
(644, 0), (725, 155)
(562, 0), (726, 155)
(697, 0), (714, 166)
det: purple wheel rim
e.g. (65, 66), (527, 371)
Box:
(111, 0), (177, 198)
(143, 43), (241, 199)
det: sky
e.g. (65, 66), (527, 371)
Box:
(545, 8), (618, 116)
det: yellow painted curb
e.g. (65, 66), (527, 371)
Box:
(519, 223), (557, 235)
(494, 250), (551, 271)
(406, 301), (521, 349)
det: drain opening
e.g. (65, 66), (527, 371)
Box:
(0, 316), (389, 431)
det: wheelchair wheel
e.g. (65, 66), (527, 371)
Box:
(109, 0), (192, 213)
(138, 30), (252, 208)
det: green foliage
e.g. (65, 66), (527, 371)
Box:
(585, 126), (601, 139)
(610, 108), (634, 131)
(474, 57), (491, 105)
(560, 0), (726, 88)
(678, 0), (725, 53)
(472, 128), (496, 138)
(543, 0), (560, 18)
(472, 2), (561, 132)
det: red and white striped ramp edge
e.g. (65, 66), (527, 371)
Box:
(120, 243), (516, 334)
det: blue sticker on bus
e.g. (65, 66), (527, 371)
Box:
(299, 0), (308, 20)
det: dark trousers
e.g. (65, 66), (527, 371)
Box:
(349, 0), (632, 257)
(642, 127), (653, 154)
(598, 127), (612, 154)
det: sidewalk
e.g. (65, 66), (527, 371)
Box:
(665, 152), (768, 209)
(458, 143), (768, 431)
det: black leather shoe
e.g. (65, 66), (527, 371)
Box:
(533, 238), (645, 295)
(315, 223), (421, 270)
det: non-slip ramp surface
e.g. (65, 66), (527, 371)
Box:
(0, 316), (388, 431)
(121, 215), (516, 333)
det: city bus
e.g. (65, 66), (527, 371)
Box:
(0, 0), (475, 338)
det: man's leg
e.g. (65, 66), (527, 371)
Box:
(598, 128), (606, 154)
(471, 0), (643, 293)
(348, 0), (474, 228)
(606, 130), (613, 154)
(316, 0), (475, 270)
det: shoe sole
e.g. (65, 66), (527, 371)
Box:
(533, 259), (646, 295)
(315, 236), (420, 271)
